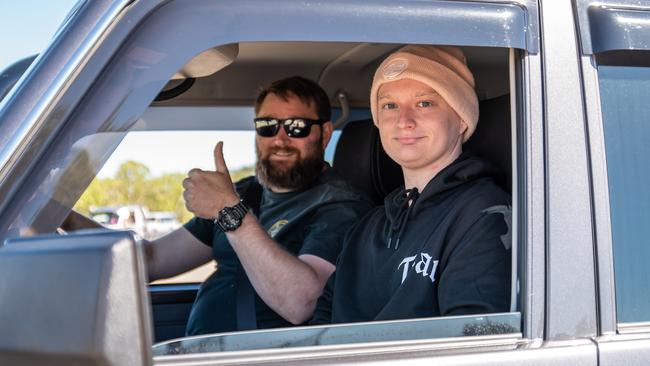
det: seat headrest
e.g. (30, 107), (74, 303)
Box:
(334, 94), (511, 204)
(333, 119), (403, 205)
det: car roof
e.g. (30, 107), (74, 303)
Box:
(152, 41), (509, 109)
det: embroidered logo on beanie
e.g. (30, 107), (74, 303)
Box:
(383, 59), (408, 80)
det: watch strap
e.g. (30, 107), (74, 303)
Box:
(229, 201), (248, 217)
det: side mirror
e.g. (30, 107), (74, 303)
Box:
(0, 230), (153, 366)
(0, 54), (38, 101)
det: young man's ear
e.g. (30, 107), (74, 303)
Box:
(321, 121), (333, 149)
(459, 119), (469, 136)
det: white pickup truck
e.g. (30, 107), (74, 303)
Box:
(91, 205), (150, 236)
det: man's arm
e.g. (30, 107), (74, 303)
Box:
(145, 227), (213, 281)
(183, 142), (336, 324)
(61, 210), (212, 281)
(226, 213), (334, 324)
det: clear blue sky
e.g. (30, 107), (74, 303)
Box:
(0, 1), (79, 70)
(0, 1), (258, 179)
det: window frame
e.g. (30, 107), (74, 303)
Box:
(578, 0), (650, 336)
(0, 0), (574, 362)
(586, 56), (650, 363)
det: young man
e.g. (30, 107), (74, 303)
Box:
(65, 76), (372, 335)
(311, 46), (512, 324)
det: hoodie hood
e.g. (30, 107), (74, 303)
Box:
(384, 154), (500, 249)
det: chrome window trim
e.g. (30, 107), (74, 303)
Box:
(153, 333), (525, 365)
(517, 48), (546, 342)
(509, 49), (520, 313)
(617, 322), (650, 335)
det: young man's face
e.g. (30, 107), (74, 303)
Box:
(376, 78), (467, 174)
(255, 92), (332, 192)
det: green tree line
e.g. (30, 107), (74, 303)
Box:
(75, 160), (255, 222)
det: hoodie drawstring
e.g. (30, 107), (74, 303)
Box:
(387, 187), (419, 250)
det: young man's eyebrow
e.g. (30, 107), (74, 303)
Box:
(415, 90), (439, 98)
(379, 91), (440, 99)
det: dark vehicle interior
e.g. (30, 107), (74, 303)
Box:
(143, 41), (514, 342)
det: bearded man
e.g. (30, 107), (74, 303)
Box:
(160, 76), (371, 335)
(62, 76), (371, 335)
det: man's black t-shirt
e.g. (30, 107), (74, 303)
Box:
(184, 167), (372, 335)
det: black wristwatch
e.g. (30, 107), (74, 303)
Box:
(214, 200), (249, 232)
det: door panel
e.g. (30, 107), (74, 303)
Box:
(598, 334), (650, 366)
(150, 284), (199, 342)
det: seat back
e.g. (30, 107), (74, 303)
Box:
(465, 93), (517, 311)
(333, 119), (403, 205)
(464, 94), (512, 193)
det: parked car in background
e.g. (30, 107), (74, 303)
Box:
(1, 0), (650, 365)
(146, 211), (180, 239)
(88, 205), (179, 240)
(90, 204), (150, 237)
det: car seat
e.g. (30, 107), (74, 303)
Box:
(332, 118), (403, 205)
(333, 94), (511, 200)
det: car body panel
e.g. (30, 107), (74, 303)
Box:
(0, 0), (649, 364)
(539, 0), (598, 340)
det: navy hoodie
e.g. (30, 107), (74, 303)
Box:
(311, 154), (512, 324)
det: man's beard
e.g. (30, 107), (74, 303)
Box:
(256, 142), (325, 191)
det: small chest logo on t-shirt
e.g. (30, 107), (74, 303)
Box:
(267, 219), (289, 238)
(397, 252), (439, 284)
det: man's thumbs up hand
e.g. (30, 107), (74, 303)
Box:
(213, 141), (231, 177)
(183, 141), (240, 219)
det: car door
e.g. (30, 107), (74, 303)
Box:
(574, 0), (650, 363)
(0, 0), (604, 364)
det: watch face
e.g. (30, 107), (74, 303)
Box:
(219, 208), (241, 231)
(216, 203), (247, 231)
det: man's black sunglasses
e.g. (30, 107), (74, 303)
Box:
(254, 117), (326, 138)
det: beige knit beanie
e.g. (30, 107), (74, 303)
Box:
(370, 45), (479, 142)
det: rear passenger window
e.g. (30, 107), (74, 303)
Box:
(598, 64), (650, 323)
